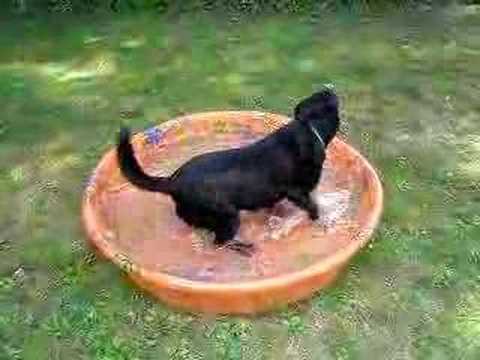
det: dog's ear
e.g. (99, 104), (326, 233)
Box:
(294, 96), (315, 122)
(294, 89), (338, 123)
(294, 101), (323, 123)
(294, 90), (340, 145)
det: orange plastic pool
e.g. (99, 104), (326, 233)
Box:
(82, 111), (383, 314)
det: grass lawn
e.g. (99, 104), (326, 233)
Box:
(0, 4), (479, 359)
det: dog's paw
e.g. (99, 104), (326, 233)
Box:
(225, 241), (255, 257)
(308, 209), (319, 221)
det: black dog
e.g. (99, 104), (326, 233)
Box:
(117, 89), (340, 255)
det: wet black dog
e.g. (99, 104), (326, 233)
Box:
(117, 88), (340, 255)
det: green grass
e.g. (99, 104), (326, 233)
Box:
(1, 4), (479, 360)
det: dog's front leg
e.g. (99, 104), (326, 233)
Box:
(213, 210), (254, 256)
(213, 213), (240, 244)
(287, 191), (319, 221)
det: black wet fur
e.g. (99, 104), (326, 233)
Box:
(117, 89), (340, 255)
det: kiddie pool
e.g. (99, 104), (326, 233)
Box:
(82, 111), (383, 314)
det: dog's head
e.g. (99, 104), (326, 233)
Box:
(294, 88), (340, 145)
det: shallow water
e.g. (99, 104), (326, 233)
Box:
(98, 125), (365, 282)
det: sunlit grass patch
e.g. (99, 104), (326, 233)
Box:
(0, 5), (478, 360)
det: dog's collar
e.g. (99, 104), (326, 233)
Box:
(308, 123), (325, 149)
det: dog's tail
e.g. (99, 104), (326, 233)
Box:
(117, 127), (173, 194)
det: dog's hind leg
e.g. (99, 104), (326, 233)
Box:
(214, 211), (254, 256)
(287, 190), (319, 221)
(213, 211), (239, 243)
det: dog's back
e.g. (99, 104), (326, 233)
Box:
(168, 121), (314, 209)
